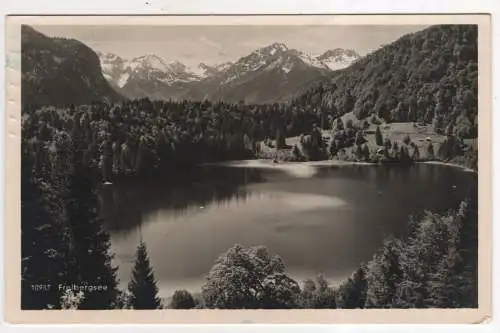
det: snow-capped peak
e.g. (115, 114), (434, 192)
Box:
(288, 49), (329, 70)
(129, 54), (170, 72)
(316, 48), (360, 70)
(97, 46), (361, 92)
(97, 51), (123, 62)
(98, 52), (206, 87)
(258, 42), (289, 56)
(186, 63), (210, 78)
(188, 62), (231, 79)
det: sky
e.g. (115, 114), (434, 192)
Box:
(33, 25), (428, 68)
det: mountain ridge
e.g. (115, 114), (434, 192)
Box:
(98, 43), (360, 103)
(21, 25), (125, 108)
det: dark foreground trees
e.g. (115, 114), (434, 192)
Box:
(128, 241), (163, 309)
(21, 141), (71, 309)
(197, 194), (477, 309)
(66, 157), (119, 309)
(21, 127), (120, 309)
(364, 196), (478, 308)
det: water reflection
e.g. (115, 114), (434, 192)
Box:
(102, 162), (477, 298)
(100, 166), (264, 236)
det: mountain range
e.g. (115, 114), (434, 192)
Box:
(21, 25), (361, 106)
(97, 43), (360, 103)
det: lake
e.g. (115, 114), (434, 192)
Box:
(100, 161), (477, 299)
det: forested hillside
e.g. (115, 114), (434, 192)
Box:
(21, 99), (328, 182)
(293, 25), (478, 139)
(21, 26), (124, 108)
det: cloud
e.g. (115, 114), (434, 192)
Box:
(238, 39), (274, 50)
(198, 36), (221, 48)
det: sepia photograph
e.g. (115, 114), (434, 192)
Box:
(3, 14), (492, 324)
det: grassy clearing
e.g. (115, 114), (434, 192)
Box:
(364, 122), (443, 159)
(261, 112), (477, 170)
(281, 120), (447, 160)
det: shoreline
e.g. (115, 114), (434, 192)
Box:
(418, 160), (477, 174)
(211, 158), (478, 174)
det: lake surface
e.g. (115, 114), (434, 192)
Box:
(100, 161), (477, 299)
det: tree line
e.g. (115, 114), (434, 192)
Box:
(22, 99), (339, 182)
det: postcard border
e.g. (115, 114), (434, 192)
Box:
(4, 14), (492, 324)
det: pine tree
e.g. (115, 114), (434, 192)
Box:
(342, 265), (368, 309)
(375, 126), (384, 146)
(399, 146), (408, 163)
(412, 145), (421, 161)
(454, 193), (478, 307)
(276, 127), (286, 149)
(366, 239), (404, 308)
(355, 144), (363, 160)
(427, 142), (435, 160)
(128, 241), (162, 309)
(21, 144), (70, 309)
(66, 133), (119, 309)
(392, 141), (400, 160)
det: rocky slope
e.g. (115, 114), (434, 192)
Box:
(21, 25), (124, 108)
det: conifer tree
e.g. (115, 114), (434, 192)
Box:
(375, 126), (384, 146)
(21, 144), (70, 309)
(427, 142), (435, 160)
(399, 146), (408, 163)
(366, 239), (404, 308)
(412, 145), (421, 161)
(276, 127), (286, 149)
(342, 265), (368, 309)
(128, 241), (163, 309)
(66, 133), (119, 309)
